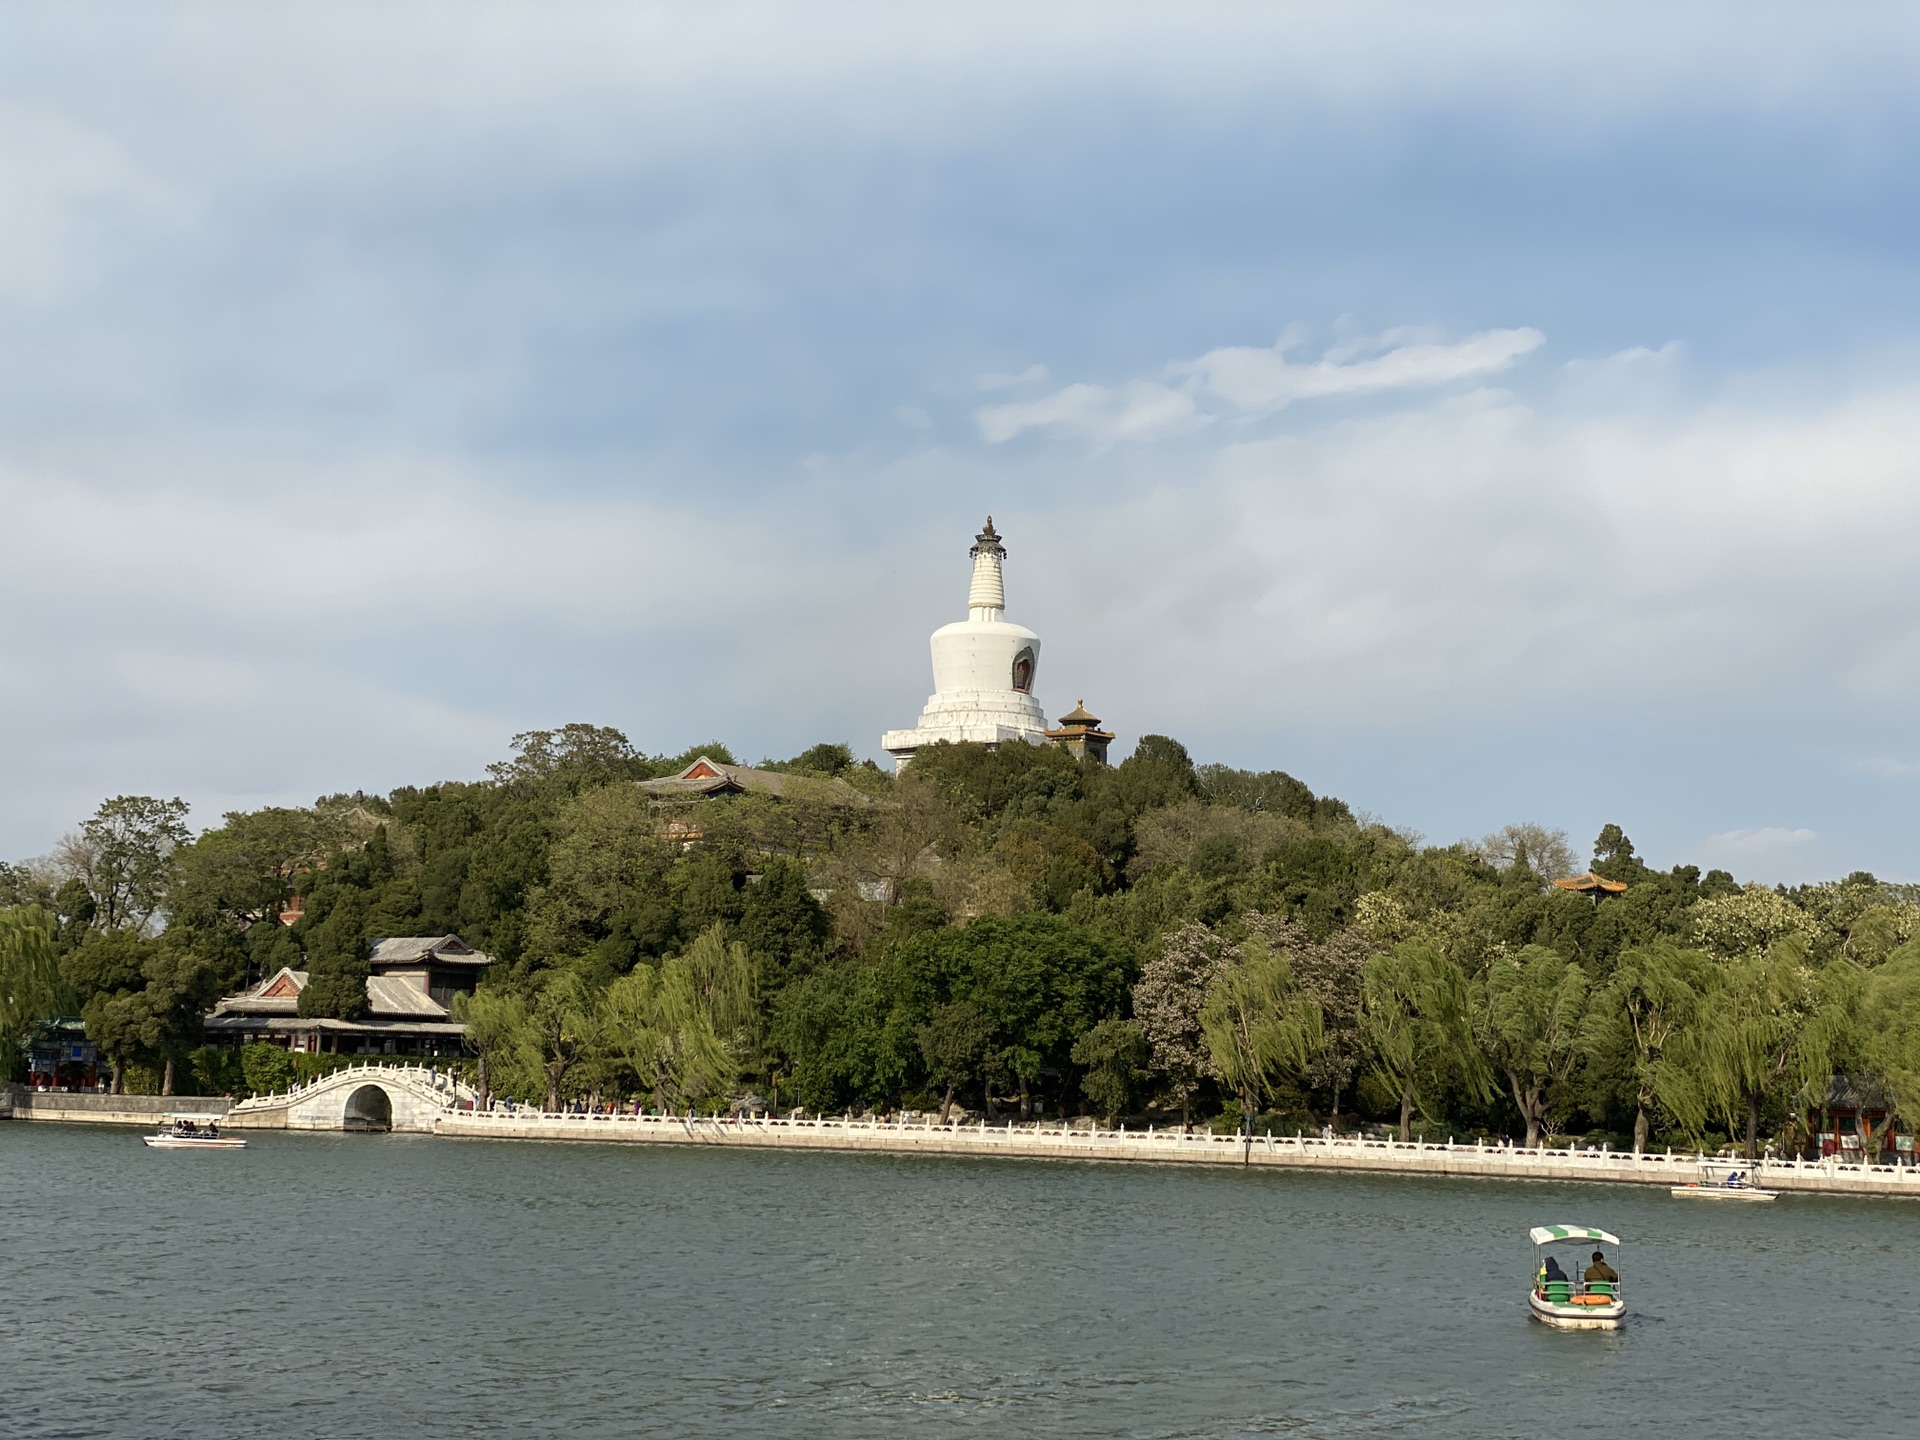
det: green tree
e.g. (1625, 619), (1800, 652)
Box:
(60, 928), (148, 1006)
(1474, 944), (1591, 1148)
(917, 1000), (993, 1123)
(528, 969), (600, 1112)
(1586, 941), (1717, 1153)
(893, 914), (1131, 1118)
(601, 925), (757, 1111)
(1687, 941), (1831, 1158)
(1860, 942), (1920, 1140)
(487, 723), (649, 798)
(83, 987), (162, 1093)
(297, 889), (371, 1021)
(737, 857), (830, 987)
(167, 806), (337, 939)
(767, 743), (855, 776)
(1691, 885), (1816, 962)
(1071, 1017), (1147, 1125)
(0, 907), (64, 1065)
(139, 938), (231, 1095)
(67, 795), (191, 932)
(453, 987), (539, 1107)
(1360, 938), (1485, 1141)
(0, 860), (53, 909)
(1201, 932), (1319, 1139)
(527, 782), (677, 970)
(769, 956), (918, 1114)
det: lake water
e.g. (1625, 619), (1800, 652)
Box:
(4, 1124), (1915, 1439)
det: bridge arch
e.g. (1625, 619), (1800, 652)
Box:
(224, 1063), (475, 1133)
(343, 1084), (394, 1132)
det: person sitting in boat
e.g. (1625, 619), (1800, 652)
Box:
(1584, 1251), (1618, 1284)
(1540, 1256), (1569, 1286)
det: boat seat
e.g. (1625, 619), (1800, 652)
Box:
(1586, 1282), (1614, 1297)
(1542, 1283), (1572, 1303)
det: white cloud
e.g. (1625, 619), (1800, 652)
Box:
(976, 327), (1544, 444)
(1703, 828), (1819, 856)
(1185, 327), (1544, 415)
(977, 380), (1200, 448)
(0, 102), (170, 304)
(977, 364), (1050, 391)
(1851, 757), (1920, 777)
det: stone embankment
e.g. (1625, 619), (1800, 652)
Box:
(1, 1085), (231, 1126)
(435, 1109), (1920, 1199)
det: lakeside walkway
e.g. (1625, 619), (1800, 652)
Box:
(436, 1108), (1920, 1198)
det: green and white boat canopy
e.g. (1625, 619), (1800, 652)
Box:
(1529, 1225), (1621, 1247)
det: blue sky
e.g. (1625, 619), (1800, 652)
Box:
(5, 3), (1920, 881)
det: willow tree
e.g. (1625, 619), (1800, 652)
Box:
(1851, 945), (1920, 1150)
(453, 988), (539, 1107)
(0, 907), (63, 1066)
(1691, 940), (1834, 1158)
(1587, 941), (1718, 1154)
(1474, 944), (1591, 1149)
(1201, 932), (1319, 1143)
(1361, 938), (1485, 1142)
(530, 969), (602, 1112)
(601, 924), (756, 1112)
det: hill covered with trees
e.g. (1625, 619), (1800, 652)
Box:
(6, 722), (1920, 1157)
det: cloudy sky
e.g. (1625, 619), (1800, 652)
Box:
(5, 3), (1920, 881)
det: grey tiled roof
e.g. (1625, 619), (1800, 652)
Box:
(638, 758), (877, 806)
(211, 963), (455, 1022)
(368, 935), (492, 967)
(366, 976), (451, 1019)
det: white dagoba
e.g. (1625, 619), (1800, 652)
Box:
(883, 517), (1049, 767)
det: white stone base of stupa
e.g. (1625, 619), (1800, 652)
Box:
(883, 689), (1050, 766)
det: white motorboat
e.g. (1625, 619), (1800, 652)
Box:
(1670, 1160), (1776, 1202)
(1527, 1224), (1625, 1329)
(143, 1113), (246, 1149)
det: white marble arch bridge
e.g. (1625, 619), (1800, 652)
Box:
(223, 1062), (475, 1133)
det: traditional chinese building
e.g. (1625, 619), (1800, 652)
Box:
(637, 756), (881, 846)
(1553, 872), (1630, 898)
(1045, 701), (1115, 766)
(22, 1017), (101, 1089)
(1805, 1076), (1913, 1163)
(203, 935), (492, 1057)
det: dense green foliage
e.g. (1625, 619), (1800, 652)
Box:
(9, 723), (1920, 1157)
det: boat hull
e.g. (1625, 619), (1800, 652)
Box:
(143, 1136), (247, 1149)
(1669, 1185), (1776, 1201)
(1528, 1293), (1624, 1330)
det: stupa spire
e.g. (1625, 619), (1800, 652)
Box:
(967, 516), (1006, 619)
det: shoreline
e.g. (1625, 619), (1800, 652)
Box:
(431, 1109), (1920, 1199)
(17, 1069), (1913, 1201)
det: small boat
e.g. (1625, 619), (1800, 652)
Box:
(1527, 1224), (1625, 1329)
(143, 1113), (246, 1149)
(1670, 1160), (1777, 1202)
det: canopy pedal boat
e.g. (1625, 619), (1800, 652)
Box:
(1670, 1160), (1776, 1202)
(143, 1113), (246, 1149)
(1528, 1225), (1624, 1329)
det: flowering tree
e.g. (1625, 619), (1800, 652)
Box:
(1133, 923), (1227, 1127)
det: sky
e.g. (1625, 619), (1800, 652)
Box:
(5, 2), (1920, 882)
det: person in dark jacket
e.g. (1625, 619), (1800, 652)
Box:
(1541, 1256), (1569, 1285)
